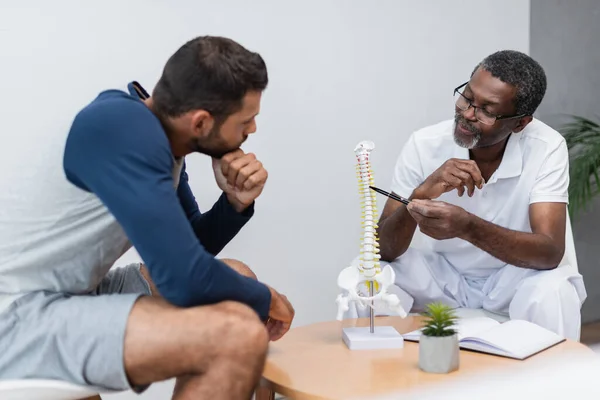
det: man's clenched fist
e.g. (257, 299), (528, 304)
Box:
(212, 149), (268, 212)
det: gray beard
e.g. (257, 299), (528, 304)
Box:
(453, 127), (482, 149)
(453, 114), (482, 149)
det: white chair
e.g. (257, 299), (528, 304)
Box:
(409, 212), (579, 324)
(0, 379), (117, 400)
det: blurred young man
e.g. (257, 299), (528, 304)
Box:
(0, 36), (294, 399)
(346, 50), (586, 340)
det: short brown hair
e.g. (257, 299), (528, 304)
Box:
(152, 36), (268, 119)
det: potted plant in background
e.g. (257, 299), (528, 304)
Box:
(561, 115), (600, 220)
(418, 302), (459, 374)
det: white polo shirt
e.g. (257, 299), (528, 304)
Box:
(390, 118), (569, 277)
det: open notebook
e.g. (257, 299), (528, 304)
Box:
(404, 317), (565, 360)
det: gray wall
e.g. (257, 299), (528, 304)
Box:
(530, 0), (600, 323)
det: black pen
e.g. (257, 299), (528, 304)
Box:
(369, 186), (411, 206)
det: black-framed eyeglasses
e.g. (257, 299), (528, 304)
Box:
(453, 82), (527, 125)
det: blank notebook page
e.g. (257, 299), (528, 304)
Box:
(455, 317), (500, 340)
(403, 317), (499, 341)
(465, 319), (563, 358)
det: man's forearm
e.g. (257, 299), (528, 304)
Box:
(378, 189), (433, 261)
(460, 214), (563, 270)
(378, 208), (418, 261)
(190, 193), (254, 255)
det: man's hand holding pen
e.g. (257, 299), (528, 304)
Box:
(367, 159), (484, 240)
(406, 199), (472, 240)
(404, 158), (484, 240)
(370, 159), (484, 240)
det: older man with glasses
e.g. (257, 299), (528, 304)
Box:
(347, 50), (586, 340)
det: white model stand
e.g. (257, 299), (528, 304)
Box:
(336, 140), (407, 350)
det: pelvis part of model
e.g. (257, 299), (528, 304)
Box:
(335, 141), (408, 320)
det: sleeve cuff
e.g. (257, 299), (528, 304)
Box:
(253, 281), (272, 322)
(390, 183), (415, 200)
(220, 192), (255, 220)
(529, 193), (569, 204)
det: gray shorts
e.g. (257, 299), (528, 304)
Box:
(0, 263), (152, 392)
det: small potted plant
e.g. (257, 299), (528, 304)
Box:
(418, 302), (459, 374)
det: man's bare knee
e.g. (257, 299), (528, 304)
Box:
(208, 301), (268, 348)
(220, 258), (257, 280)
(210, 300), (258, 317)
(171, 303), (268, 399)
(189, 302), (268, 371)
(124, 297), (267, 387)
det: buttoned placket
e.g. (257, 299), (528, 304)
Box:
(451, 132), (524, 222)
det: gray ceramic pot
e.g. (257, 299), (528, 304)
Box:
(418, 333), (459, 373)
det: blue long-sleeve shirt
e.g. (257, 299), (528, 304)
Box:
(62, 85), (271, 319)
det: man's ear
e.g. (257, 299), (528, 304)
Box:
(512, 115), (533, 133)
(190, 110), (215, 138)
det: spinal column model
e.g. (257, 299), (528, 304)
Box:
(336, 140), (407, 321)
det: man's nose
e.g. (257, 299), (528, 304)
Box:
(247, 120), (257, 134)
(461, 105), (478, 121)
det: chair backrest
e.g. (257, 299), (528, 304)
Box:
(0, 379), (104, 400)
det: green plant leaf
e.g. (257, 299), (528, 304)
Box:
(420, 302), (458, 337)
(560, 115), (600, 220)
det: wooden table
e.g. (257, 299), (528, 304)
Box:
(256, 316), (595, 400)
